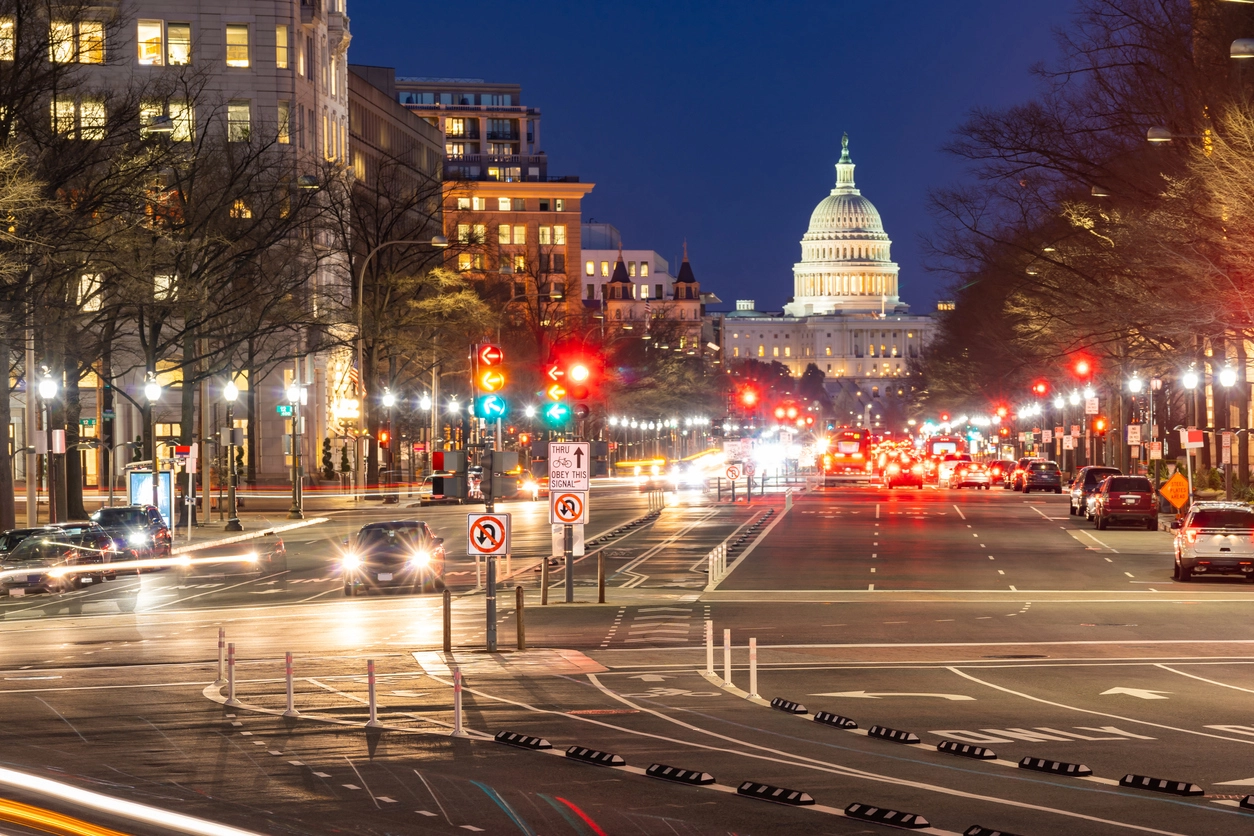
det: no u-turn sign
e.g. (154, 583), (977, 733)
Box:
(550, 491), (588, 525)
(467, 513), (511, 555)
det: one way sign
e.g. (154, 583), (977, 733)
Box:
(548, 442), (590, 491)
(467, 513), (511, 556)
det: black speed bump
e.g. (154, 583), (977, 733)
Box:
(1018, 756), (1091, 776)
(868, 724), (921, 744)
(965, 827), (1027, 836)
(1241, 795), (1254, 810)
(844, 802), (930, 829)
(938, 740), (997, 760)
(565, 746), (626, 767)
(646, 763), (715, 785)
(770, 697), (807, 714)
(737, 781), (815, 806)
(813, 711), (857, 729)
(494, 731), (552, 750)
(1119, 774), (1204, 796)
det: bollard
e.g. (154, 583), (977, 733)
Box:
(707, 551), (716, 587)
(442, 588), (452, 654)
(748, 637), (759, 699)
(597, 549), (606, 604)
(225, 642), (241, 707)
(705, 620), (714, 675)
(283, 651), (299, 718)
(516, 585), (526, 650)
(731, 480), (736, 503)
(785, 488), (793, 513)
(475, 554), (482, 589)
(451, 667), (469, 737)
(366, 659), (382, 728)
(717, 477), (722, 502)
(723, 628), (732, 686)
(541, 552), (550, 606)
(215, 626), (226, 685)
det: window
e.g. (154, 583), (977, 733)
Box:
(733, 346), (740, 358)
(539, 199), (550, 211)
(225, 24), (249, 67)
(79, 98), (105, 139)
(585, 260), (594, 276)
(230, 199), (252, 219)
(275, 25), (288, 68)
(498, 224), (510, 244)
(513, 282), (526, 297)
(655, 283), (663, 299)
(538, 226), (551, 245)
(457, 253), (473, 271)
(758, 345), (765, 358)
(0, 18), (13, 61)
(50, 21), (74, 63)
(825, 346), (832, 356)
(51, 98), (74, 136)
(445, 142), (465, 157)
(773, 346), (780, 357)
(170, 100), (193, 141)
(457, 197), (471, 210)
(553, 254), (565, 272)
(555, 199), (565, 211)
(628, 262), (636, 278)
(446, 117), (464, 137)
(512, 198), (525, 211)
(277, 101), (290, 144)
(227, 100), (250, 141)
(472, 196), (486, 211)
(473, 224), (485, 242)
(154, 274), (176, 300)
(79, 21), (103, 63)
(167, 23), (190, 65)
(513, 254), (526, 272)
(457, 224), (471, 243)
(784, 346), (791, 357)
(586, 283), (595, 299)
(600, 261), (609, 277)
(512, 225), (525, 245)
(639, 284), (648, 299)
(553, 225), (566, 245)
(497, 197), (510, 211)
(78, 274), (102, 311)
(640, 261), (649, 278)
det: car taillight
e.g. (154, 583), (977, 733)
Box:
(1185, 529), (1199, 544)
(911, 465), (922, 473)
(887, 464), (900, 474)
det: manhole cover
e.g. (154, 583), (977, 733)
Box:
(982, 654), (1048, 659)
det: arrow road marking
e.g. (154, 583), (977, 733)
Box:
(810, 690), (975, 701)
(1100, 687), (1171, 700)
(628, 674), (671, 682)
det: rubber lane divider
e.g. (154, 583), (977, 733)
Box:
(565, 746), (626, 767)
(646, 763), (715, 785)
(1018, 757), (1091, 777)
(1118, 774), (1204, 797)
(736, 781), (815, 806)
(770, 697), (807, 715)
(868, 724), (921, 744)
(813, 711), (857, 729)
(844, 802), (930, 829)
(1241, 795), (1254, 810)
(964, 826), (1026, 836)
(937, 741), (997, 760)
(494, 730), (552, 750)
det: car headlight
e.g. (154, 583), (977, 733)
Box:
(247, 552), (260, 563)
(127, 532), (148, 545)
(411, 551), (431, 567)
(343, 553), (360, 570)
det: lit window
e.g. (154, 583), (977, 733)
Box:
(497, 197), (510, 211)
(498, 224), (510, 244)
(154, 274), (176, 300)
(230, 199), (252, 219)
(458, 253), (473, 271)
(784, 346), (791, 357)
(538, 226), (551, 245)
(446, 117), (464, 137)
(275, 26), (288, 68)
(473, 224), (485, 242)
(78, 274), (102, 311)
(457, 197), (471, 210)
(170, 100), (193, 141)
(167, 23), (190, 65)
(825, 346), (832, 356)
(555, 199), (564, 211)
(758, 345), (765, 357)
(51, 98), (74, 136)
(457, 224), (471, 243)
(640, 262), (649, 278)
(50, 21), (74, 63)
(79, 21), (103, 63)
(512, 225), (525, 245)
(773, 346), (780, 357)
(628, 262), (636, 278)
(639, 284), (648, 299)
(79, 98), (105, 139)
(227, 100), (250, 141)
(600, 261), (609, 277)
(585, 260), (594, 276)
(733, 346), (740, 358)
(0, 18), (13, 61)
(553, 225), (565, 245)
(513, 254), (526, 272)
(277, 101), (290, 144)
(225, 24), (249, 67)
(472, 197), (486, 211)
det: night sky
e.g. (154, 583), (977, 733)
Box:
(349, 1), (1075, 313)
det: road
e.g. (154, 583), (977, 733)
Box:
(1, 483), (1252, 835)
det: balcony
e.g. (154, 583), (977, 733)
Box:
(300, 0), (322, 24)
(486, 129), (520, 141)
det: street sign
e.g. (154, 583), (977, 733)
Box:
(1042, 430), (1053, 443)
(1127, 424), (1142, 446)
(725, 465), (741, 480)
(1071, 425), (1081, 438)
(1149, 441), (1163, 460)
(1159, 471), (1190, 510)
(276, 403), (294, 417)
(79, 418), (96, 427)
(467, 513), (510, 555)
(550, 491), (587, 525)
(744, 462), (756, 477)
(102, 409), (115, 420)
(1062, 435), (1075, 450)
(1180, 428), (1205, 449)
(1085, 398), (1099, 415)
(1222, 431), (1233, 465)
(174, 445), (191, 459)
(1054, 426), (1064, 438)
(548, 442), (590, 491)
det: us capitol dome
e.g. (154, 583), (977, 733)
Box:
(783, 133), (904, 317)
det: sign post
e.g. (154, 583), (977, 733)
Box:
(467, 513), (510, 651)
(549, 443), (589, 603)
(1179, 428), (1205, 508)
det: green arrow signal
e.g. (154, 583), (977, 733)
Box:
(542, 401), (571, 426)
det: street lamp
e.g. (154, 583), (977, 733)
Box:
(223, 379), (242, 531)
(382, 388), (397, 503)
(1220, 366), (1238, 388)
(286, 383), (304, 519)
(1183, 370), (1199, 390)
(38, 374), (58, 523)
(144, 375), (162, 519)
(418, 392), (432, 411)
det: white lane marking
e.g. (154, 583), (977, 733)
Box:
(1125, 572), (1135, 578)
(997, 570), (1005, 575)
(875, 503), (880, 519)
(143, 572), (288, 611)
(1009, 585), (1017, 591)
(1156, 664), (1254, 695)
(1082, 531), (1118, 553)
(953, 505), (965, 520)
(868, 583), (874, 591)
(870, 568), (876, 574)
(949, 667), (1254, 747)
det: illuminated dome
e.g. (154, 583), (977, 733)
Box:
(784, 133), (903, 317)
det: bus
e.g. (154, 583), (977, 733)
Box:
(821, 428), (874, 481)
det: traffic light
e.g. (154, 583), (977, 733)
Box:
(740, 386), (759, 407)
(996, 405), (1008, 418)
(1073, 357), (1092, 378)
(940, 412), (951, 423)
(542, 401), (571, 427)
(378, 429), (390, 448)
(1031, 380), (1049, 396)
(473, 343), (507, 419)
(544, 353), (600, 423)
(475, 394), (507, 420)
(518, 433), (531, 446)
(1093, 416), (1108, 436)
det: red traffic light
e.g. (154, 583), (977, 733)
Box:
(378, 429), (390, 447)
(1031, 380), (1049, 396)
(1093, 416), (1108, 435)
(774, 406), (786, 420)
(740, 387), (759, 407)
(518, 433), (531, 445)
(1074, 358), (1092, 378)
(569, 363), (590, 383)
(940, 412), (951, 423)
(995, 405), (1008, 418)
(477, 344), (503, 366)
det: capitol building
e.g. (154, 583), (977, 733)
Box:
(709, 135), (936, 426)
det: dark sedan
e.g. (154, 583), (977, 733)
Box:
(90, 505), (172, 562)
(0, 525), (115, 595)
(1022, 460), (1063, 494)
(343, 521), (446, 596)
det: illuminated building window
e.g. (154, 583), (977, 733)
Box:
(773, 346), (779, 358)
(640, 262), (649, 278)
(473, 197), (486, 210)
(553, 225), (566, 245)
(497, 197), (510, 211)
(758, 345), (765, 357)
(600, 261), (609, 277)
(225, 24), (249, 67)
(498, 224), (510, 244)
(733, 347), (740, 358)
(585, 260), (594, 276)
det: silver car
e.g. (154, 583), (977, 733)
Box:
(1172, 501), (1254, 582)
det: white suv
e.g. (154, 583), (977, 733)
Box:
(1172, 501), (1254, 582)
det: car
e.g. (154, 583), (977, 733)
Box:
(0, 528), (45, 559)
(1069, 466), (1121, 518)
(0, 525), (115, 596)
(987, 460), (1016, 486)
(176, 532), (288, 582)
(90, 505), (172, 562)
(1022, 460), (1063, 494)
(536, 475), (550, 498)
(519, 471), (540, 500)
(1172, 501), (1254, 582)
(342, 521), (446, 596)
(1007, 457), (1044, 491)
(936, 454), (973, 488)
(882, 458), (924, 489)
(1092, 475), (1158, 531)
(948, 462), (991, 489)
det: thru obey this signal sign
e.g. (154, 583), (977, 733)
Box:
(467, 513), (511, 555)
(550, 491), (587, 525)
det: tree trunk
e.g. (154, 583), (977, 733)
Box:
(64, 350), (85, 519)
(364, 340), (379, 491)
(1240, 337), (1250, 488)
(245, 339), (257, 486)
(0, 330), (15, 531)
(101, 337), (114, 502)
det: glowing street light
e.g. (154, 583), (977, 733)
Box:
(1183, 370), (1199, 390)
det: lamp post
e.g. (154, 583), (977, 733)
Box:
(223, 379), (242, 531)
(1128, 374), (1144, 476)
(37, 374), (57, 523)
(287, 383), (304, 520)
(1220, 365), (1238, 499)
(382, 388), (397, 504)
(144, 375), (162, 519)
(1183, 369), (1199, 499)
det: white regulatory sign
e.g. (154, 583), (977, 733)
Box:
(548, 442), (591, 491)
(467, 513), (511, 556)
(550, 491), (588, 525)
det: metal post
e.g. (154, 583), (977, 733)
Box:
(451, 667), (468, 737)
(214, 627), (225, 685)
(516, 585), (525, 650)
(749, 637), (759, 699)
(486, 556), (497, 652)
(707, 551), (716, 587)
(366, 659), (381, 728)
(1186, 445), (1195, 507)
(225, 642), (240, 707)
(731, 479), (736, 503)
(541, 549), (549, 605)
(475, 554), (481, 588)
(283, 651), (298, 718)
(723, 628), (732, 685)
(442, 588), (452, 653)
(288, 387), (303, 520)
(24, 320), (35, 526)
(705, 620), (714, 675)
(151, 401), (160, 517)
(597, 549), (605, 603)
(225, 402), (241, 531)
(564, 524), (574, 603)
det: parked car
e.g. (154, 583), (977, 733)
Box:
(987, 460), (1016, 486)
(947, 462), (992, 489)
(882, 458), (924, 489)
(0, 525), (115, 595)
(1091, 475), (1158, 530)
(1172, 501), (1254, 582)
(1007, 457), (1044, 491)
(343, 521), (446, 596)
(0, 528), (45, 559)
(1069, 466), (1122, 518)
(1022, 460), (1063, 494)
(90, 505), (172, 562)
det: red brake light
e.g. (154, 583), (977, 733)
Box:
(1185, 529), (1199, 544)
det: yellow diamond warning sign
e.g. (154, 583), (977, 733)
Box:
(1159, 471), (1190, 510)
